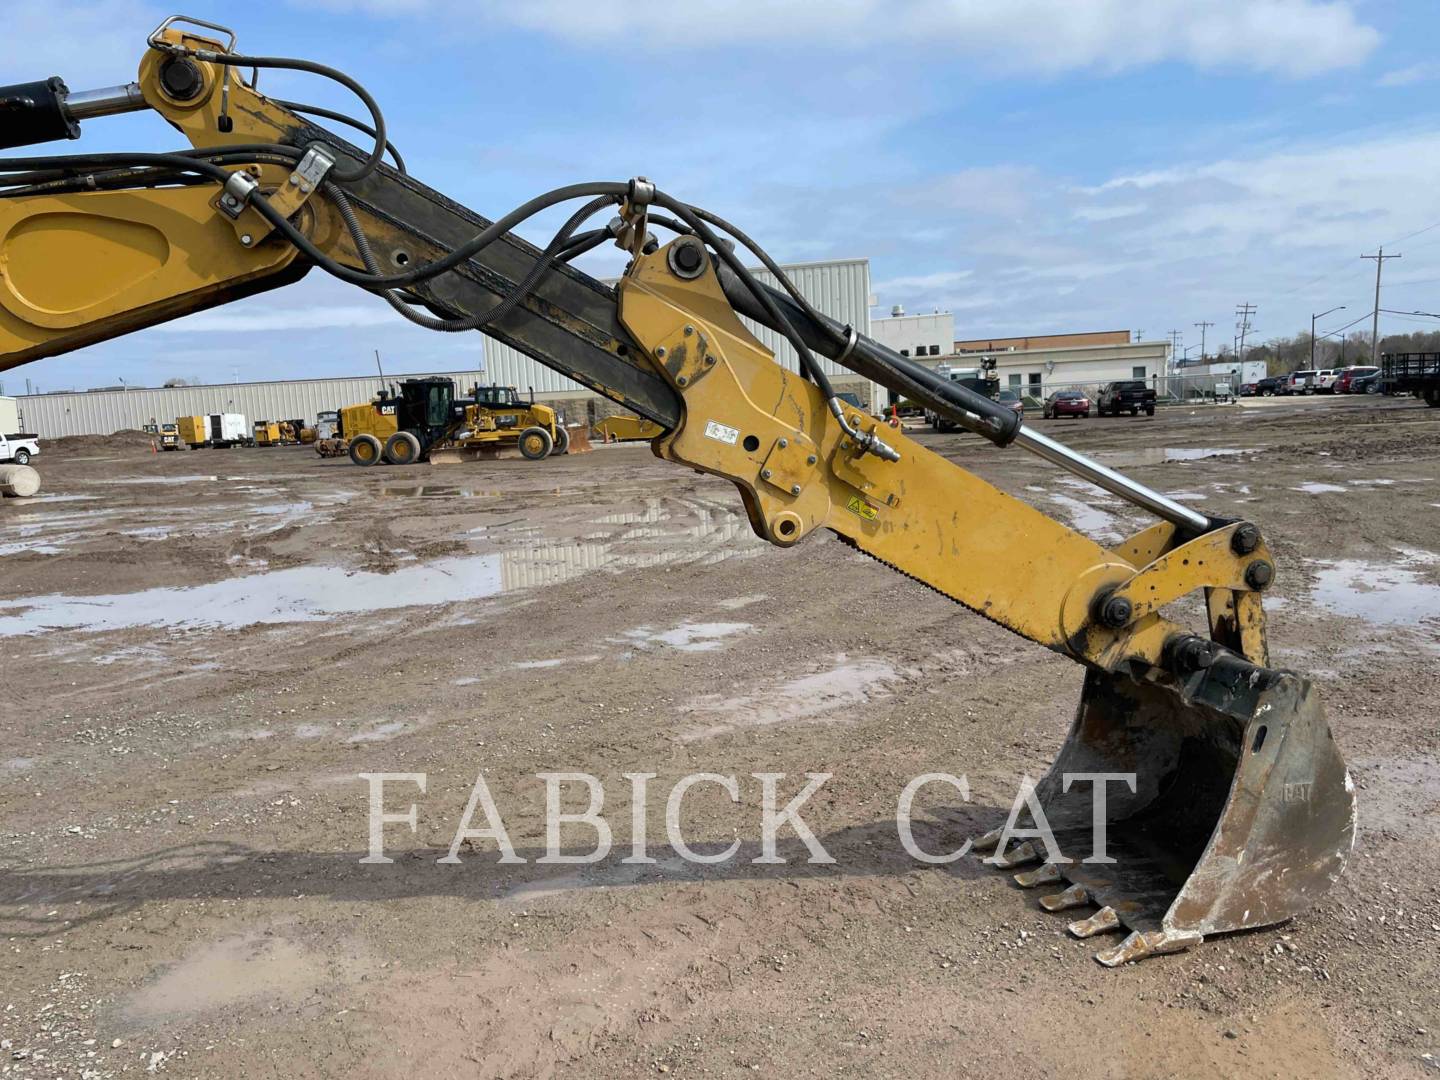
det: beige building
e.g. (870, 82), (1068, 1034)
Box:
(898, 337), (1169, 407)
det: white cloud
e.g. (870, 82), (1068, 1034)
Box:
(1073, 204), (1147, 222)
(834, 123), (1440, 339)
(320, 0), (1379, 77)
(1378, 62), (1440, 88)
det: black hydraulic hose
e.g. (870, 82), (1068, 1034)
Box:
(329, 185), (618, 332)
(558, 228), (611, 262)
(649, 190), (837, 396)
(274, 99), (405, 174)
(190, 50), (387, 184)
(714, 263), (1023, 446)
(250, 179), (631, 289)
(0, 146), (629, 293)
(689, 204), (847, 352)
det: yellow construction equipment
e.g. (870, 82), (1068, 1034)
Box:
(175, 415), (207, 449)
(594, 414), (663, 443)
(333, 381), (568, 466)
(0, 19), (1355, 964)
(253, 419), (283, 446)
(430, 384), (567, 463)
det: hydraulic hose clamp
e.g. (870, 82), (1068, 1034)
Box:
(217, 170), (259, 219)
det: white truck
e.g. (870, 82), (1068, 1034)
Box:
(0, 431), (41, 465)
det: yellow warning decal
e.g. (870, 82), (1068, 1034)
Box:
(845, 495), (878, 521)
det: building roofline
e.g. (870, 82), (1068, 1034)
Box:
(17, 367), (488, 399)
(954, 330), (1131, 342)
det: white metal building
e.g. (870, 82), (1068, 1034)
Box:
(14, 369), (487, 439)
(15, 258), (876, 438)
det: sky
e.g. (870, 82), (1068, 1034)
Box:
(5, 0), (1440, 392)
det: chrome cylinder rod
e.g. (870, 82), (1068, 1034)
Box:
(1013, 426), (1210, 533)
(64, 82), (147, 121)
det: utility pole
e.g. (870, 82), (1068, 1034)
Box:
(1193, 321), (1213, 364)
(374, 349), (385, 380)
(1234, 303), (1256, 368)
(1361, 248), (1401, 365)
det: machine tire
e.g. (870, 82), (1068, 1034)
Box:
(349, 434), (384, 467)
(1145, 406), (1155, 416)
(1425, 388), (1440, 408)
(550, 426), (570, 456)
(11, 449), (29, 465)
(518, 426), (553, 460)
(384, 430), (423, 465)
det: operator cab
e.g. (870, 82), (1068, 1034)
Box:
(470, 385), (529, 409)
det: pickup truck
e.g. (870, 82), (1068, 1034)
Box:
(1096, 380), (1156, 417)
(0, 432), (40, 465)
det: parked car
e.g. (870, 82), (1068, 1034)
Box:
(1315, 369), (1339, 392)
(1042, 390), (1090, 418)
(1285, 369), (1319, 394)
(1350, 369), (1382, 394)
(1097, 380), (1156, 417)
(1238, 381), (1259, 396)
(1333, 365), (1379, 393)
(996, 388), (1025, 418)
(1253, 376), (1286, 396)
(0, 431), (40, 465)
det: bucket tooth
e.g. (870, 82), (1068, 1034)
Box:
(1094, 929), (1203, 967)
(989, 840), (1040, 869)
(1068, 906), (1121, 939)
(1039, 884), (1091, 912)
(1013, 864), (1063, 889)
(970, 827), (1004, 853)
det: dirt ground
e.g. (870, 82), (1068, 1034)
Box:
(1, 395), (1437, 1079)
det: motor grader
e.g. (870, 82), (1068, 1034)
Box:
(332, 378), (565, 465)
(0, 17), (1355, 965)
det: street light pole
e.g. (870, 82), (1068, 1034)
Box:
(1310, 306), (1345, 368)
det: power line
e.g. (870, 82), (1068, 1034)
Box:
(1316, 308), (1376, 338)
(1383, 219), (1440, 248)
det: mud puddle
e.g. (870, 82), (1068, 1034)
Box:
(1094, 447), (1256, 467)
(122, 931), (359, 1027)
(1, 506), (765, 634)
(1308, 548), (1440, 629)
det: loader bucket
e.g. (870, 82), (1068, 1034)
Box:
(978, 653), (1355, 965)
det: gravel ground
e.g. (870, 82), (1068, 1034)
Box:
(0, 394), (1436, 1078)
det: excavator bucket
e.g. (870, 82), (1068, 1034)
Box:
(977, 654), (1355, 965)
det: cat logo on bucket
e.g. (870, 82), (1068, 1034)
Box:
(846, 495), (878, 521)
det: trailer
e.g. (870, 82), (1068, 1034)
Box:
(1381, 352), (1440, 406)
(176, 413), (251, 448)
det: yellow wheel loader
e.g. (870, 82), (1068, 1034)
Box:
(0, 18), (1355, 964)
